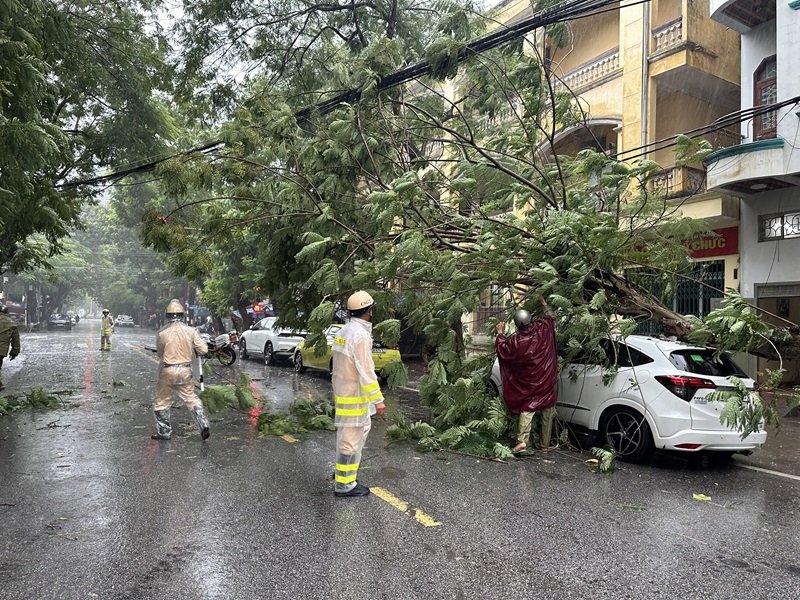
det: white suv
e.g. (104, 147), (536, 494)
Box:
(239, 316), (307, 365)
(490, 335), (767, 462)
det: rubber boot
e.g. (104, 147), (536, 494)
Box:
(151, 409), (172, 440)
(192, 405), (210, 440)
(334, 453), (369, 497)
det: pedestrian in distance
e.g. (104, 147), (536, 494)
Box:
(152, 299), (211, 441)
(100, 308), (114, 351)
(495, 295), (558, 453)
(331, 290), (386, 497)
(0, 305), (21, 391)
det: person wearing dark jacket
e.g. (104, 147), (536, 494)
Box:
(0, 306), (20, 391)
(495, 296), (557, 453)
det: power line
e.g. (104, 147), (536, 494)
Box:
(57, 0), (631, 191)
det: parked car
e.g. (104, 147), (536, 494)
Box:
(240, 316), (308, 365)
(489, 335), (767, 462)
(47, 314), (73, 330)
(115, 315), (135, 327)
(292, 324), (402, 379)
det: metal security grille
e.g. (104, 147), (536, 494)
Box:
(629, 260), (725, 335)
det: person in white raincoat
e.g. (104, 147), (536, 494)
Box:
(151, 299), (210, 441)
(331, 290), (386, 497)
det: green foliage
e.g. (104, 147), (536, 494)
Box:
(709, 371), (789, 438)
(1, 0), (174, 274)
(590, 446), (617, 473)
(687, 291), (791, 355)
(201, 373), (259, 413)
(387, 411), (437, 440)
(0, 387), (63, 414)
(133, 0), (800, 449)
(256, 396), (335, 436)
(200, 385), (238, 413)
(381, 359), (409, 389)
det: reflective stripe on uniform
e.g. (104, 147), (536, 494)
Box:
(336, 462), (359, 472)
(335, 472), (358, 484)
(335, 395), (368, 404)
(336, 407), (369, 417)
(362, 381), (380, 392)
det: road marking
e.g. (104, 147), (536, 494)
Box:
(280, 434), (298, 443)
(370, 486), (442, 527)
(736, 463), (800, 482)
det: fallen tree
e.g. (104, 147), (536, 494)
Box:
(124, 1), (799, 454)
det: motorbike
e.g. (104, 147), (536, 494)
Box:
(200, 331), (238, 366)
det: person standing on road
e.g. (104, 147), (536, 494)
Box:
(495, 295), (558, 453)
(0, 306), (21, 391)
(331, 290), (386, 498)
(100, 308), (114, 351)
(152, 299), (210, 441)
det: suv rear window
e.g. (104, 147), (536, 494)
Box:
(668, 350), (746, 377)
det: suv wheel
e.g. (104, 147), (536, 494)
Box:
(294, 352), (305, 373)
(600, 407), (654, 463)
(240, 339), (249, 360)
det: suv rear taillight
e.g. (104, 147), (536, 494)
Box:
(655, 375), (716, 402)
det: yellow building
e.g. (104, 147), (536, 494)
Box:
(474, 0), (744, 330)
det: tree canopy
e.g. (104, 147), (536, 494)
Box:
(0, 0), (174, 272)
(6, 0), (799, 453)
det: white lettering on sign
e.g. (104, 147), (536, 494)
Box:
(690, 236), (727, 251)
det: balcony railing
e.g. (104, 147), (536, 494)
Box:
(555, 49), (620, 92)
(649, 166), (707, 198)
(652, 18), (682, 54)
(701, 127), (743, 150)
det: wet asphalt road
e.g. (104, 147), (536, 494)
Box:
(1, 321), (799, 600)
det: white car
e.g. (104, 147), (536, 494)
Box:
(239, 316), (308, 365)
(490, 335), (767, 462)
(115, 314), (134, 327)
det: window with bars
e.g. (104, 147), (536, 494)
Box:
(627, 261), (725, 335)
(754, 56), (777, 140)
(759, 211), (800, 241)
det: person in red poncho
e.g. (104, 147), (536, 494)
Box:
(495, 296), (558, 453)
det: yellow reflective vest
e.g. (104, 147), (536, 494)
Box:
(331, 317), (384, 427)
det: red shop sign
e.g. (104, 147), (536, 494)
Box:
(684, 226), (739, 258)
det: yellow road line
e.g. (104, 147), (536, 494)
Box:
(280, 434), (298, 443)
(371, 486), (442, 527)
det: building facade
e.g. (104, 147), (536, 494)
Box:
(706, 0), (800, 383)
(469, 0), (746, 338)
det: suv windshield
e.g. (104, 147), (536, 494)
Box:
(668, 350), (747, 377)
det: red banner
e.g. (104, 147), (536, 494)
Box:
(685, 226), (738, 258)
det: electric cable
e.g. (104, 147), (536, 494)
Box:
(56, 0), (641, 191)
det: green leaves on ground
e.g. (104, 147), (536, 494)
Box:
(0, 388), (64, 415)
(589, 446), (617, 473)
(256, 397), (335, 436)
(200, 373), (258, 413)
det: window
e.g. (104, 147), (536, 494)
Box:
(759, 211), (800, 241)
(754, 56), (777, 140)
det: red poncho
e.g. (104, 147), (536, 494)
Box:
(495, 315), (557, 414)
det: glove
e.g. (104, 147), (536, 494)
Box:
(9, 352), (18, 360)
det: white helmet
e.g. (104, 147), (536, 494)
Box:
(346, 290), (374, 312)
(165, 299), (185, 321)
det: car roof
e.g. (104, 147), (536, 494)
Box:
(613, 334), (718, 354)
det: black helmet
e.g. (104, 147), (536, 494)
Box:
(0, 306), (7, 314)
